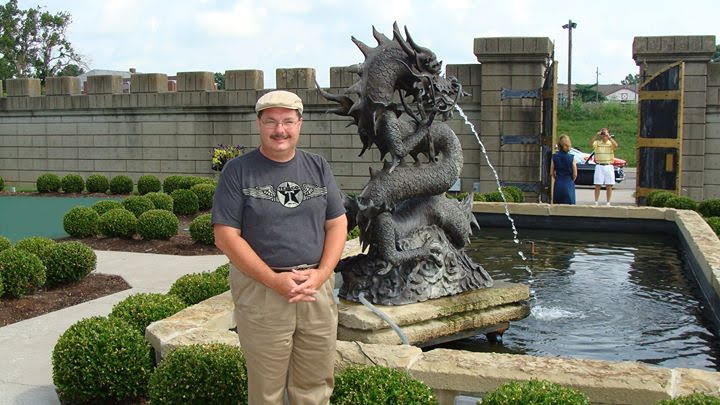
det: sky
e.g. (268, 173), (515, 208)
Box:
(18, 0), (720, 88)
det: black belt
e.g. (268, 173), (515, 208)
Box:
(596, 163), (611, 165)
(269, 263), (318, 273)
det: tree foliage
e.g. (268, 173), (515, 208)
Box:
(573, 84), (606, 103)
(0, 0), (86, 81)
(621, 73), (640, 85)
(214, 72), (225, 90)
(712, 44), (720, 63)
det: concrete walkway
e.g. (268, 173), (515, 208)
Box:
(0, 251), (227, 405)
(575, 167), (636, 206)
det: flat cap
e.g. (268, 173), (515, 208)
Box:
(255, 90), (303, 115)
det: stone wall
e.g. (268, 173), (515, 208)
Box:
(707, 62), (720, 198)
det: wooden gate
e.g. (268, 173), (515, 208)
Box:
(540, 60), (558, 203)
(636, 61), (684, 205)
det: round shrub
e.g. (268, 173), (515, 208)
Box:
(61, 173), (85, 194)
(215, 263), (230, 278)
(137, 175), (162, 195)
(0, 175), (4, 191)
(665, 196), (698, 211)
(92, 199), (123, 216)
(445, 192), (467, 201)
(650, 191), (676, 207)
(0, 236), (11, 252)
(36, 173), (61, 192)
(162, 175), (185, 194)
(99, 208), (138, 238)
(110, 293), (186, 334)
(347, 225), (360, 241)
(171, 189), (199, 216)
(501, 186), (524, 203)
(484, 190), (504, 202)
(52, 316), (153, 404)
(0, 248), (46, 298)
(145, 192), (174, 212)
(109, 175), (134, 194)
(481, 379), (589, 405)
(474, 192), (486, 202)
(85, 174), (109, 193)
(0, 273), (3, 296)
(189, 213), (214, 245)
(122, 195), (155, 218)
(706, 217), (720, 237)
(191, 183), (216, 210)
(331, 365), (437, 405)
(169, 271), (229, 306)
(646, 190), (668, 207)
(659, 393), (720, 404)
(14, 236), (56, 259)
(45, 241), (96, 286)
(148, 344), (247, 405)
(698, 199), (720, 218)
(138, 209), (179, 240)
(182, 176), (214, 189)
(63, 206), (99, 238)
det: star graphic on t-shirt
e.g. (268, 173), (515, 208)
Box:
(280, 188), (301, 205)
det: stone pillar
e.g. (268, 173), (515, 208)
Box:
(45, 76), (82, 95)
(224, 70), (264, 90)
(130, 73), (168, 93)
(87, 75), (123, 94)
(276, 68), (316, 90)
(474, 37), (554, 198)
(176, 71), (215, 92)
(633, 35), (715, 200)
(329, 66), (357, 90)
(5, 78), (41, 97)
(0, 80), (3, 96)
(707, 63), (720, 198)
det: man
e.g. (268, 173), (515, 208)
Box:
(590, 127), (619, 206)
(212, 90), (347, 405)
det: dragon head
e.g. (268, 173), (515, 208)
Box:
(393, 23), (442, 76)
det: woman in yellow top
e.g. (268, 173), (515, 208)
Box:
(590, 128), (619, 206)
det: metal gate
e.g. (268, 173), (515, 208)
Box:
(540, 61), (558, 203)
(636, 61), (684, 204)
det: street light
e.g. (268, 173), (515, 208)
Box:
(562, 19), (577, 107)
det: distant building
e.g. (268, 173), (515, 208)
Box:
(78, 69), (134, 93)
(558, 84), (638, 104)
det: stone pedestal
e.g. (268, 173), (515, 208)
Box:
(225, 69), (264, 90)
(337, 281), (530, 346)
(45, 76), (81, 95)
(276, 68), (316, 89)
(87, 75), (123, 94)
(5, 78), (41, 97)
(130, 73), (168, 93)
(177, 71), (215, 91)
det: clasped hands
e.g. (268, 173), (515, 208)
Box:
(272, 268), (325, 303)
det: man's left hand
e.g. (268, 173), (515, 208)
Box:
(288, 268), (327, 303)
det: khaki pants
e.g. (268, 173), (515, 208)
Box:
(230, 265), (338, 405)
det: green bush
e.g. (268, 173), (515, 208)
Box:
(650, 191), (676, 207)
(331, 365), (437, 405)
(0, 272), (3, 296)
(169, 271), (229, 306)
(138, 209), (179, 240)
(706, 217), (720, 237)
(36, 173), (61, 192)
(191, 183), (216, 210)
(172, 189), (199, 216)
(0, 175), (4, 191)
(137, 175), (162, 195)
(698, 199), (720, 218)
(85, 174), (109, 193)
(99, 208), (138, 238)
(61, 173), (85, 193)
(0, 236), (12, 252)
(215, 263), (230, 278)
(0, 248), (46, 298)
(189, 213), (214, 245)
(148, 344), (247, 405)
(122, 195), (155, 218)
(665, 196), (698, 211)
(52, 316), (153, 404)
(347, 225), (360, 240)
(646, 190), (668, 207)
(45, 241), (96, 286)
(445, 192), (468, 201)
(484, 191), (504, 202)
(109, 293), (187, 334)
(474, 192), (486, 202)
(481, 379), (590, 405)
(162, 175), (185, 194)
(109, 175), (134, 194)
(501, 186), (525, 203)
(145, 192), (174, 212)
(182, 175), (214, 190)
(91, 199), (123, 216)
(63, 206), (99, 238)
(658, 393), (720, 404)
(14, 236), (56, 260)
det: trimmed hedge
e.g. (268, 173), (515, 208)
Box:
(99, 208), (138, 238)
(665, 196), (698, 211)
(63, 206), (99, 238)
(148, 344), (247, 405)
(171, 189), (199, 216)
(0, 248), (46, 298)
(169, 271), (229, 306)
(481, 379), (590, 405)
(331, 365), (437, 405)
(61, 174), (85, 193)
(191, 183), (216, 210)
(706, 217), (720, 237)
(484, 190), (504, 202)
(109, 175), (134, 194)
(145, 192), (174, 212)
(162, 175), (185, 194)
(45, 241), (97, 286)
(182, 176), (214, 190)
(52, 316), (153, 404)
(86, 174), (109, 193)
(138, 209), (179, 240)
(109, 293), (187, 334)
(122, 195), (155, 218)
(698, 199), (720, 218)
(189, 213), (214, 245)
(347, 225), (360, 240)
(0, 175), (3, 191)
(650, 191), (676, 207)
(14, 236), (56, 260)
(215, 263), (230, 278)
(137, 175), (162, 195)
(474, 192), (487, 202)
(0, 236), (12, 252)
(91, 199), (123, 216)
(658, 393), (720, 404)
(37, 173), (61, 192)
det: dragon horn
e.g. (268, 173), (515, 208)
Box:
(393, 22), (415, 58)
(351, 36), (373, 57)
(404, 25), (429, 54)
(372, 25), (391, 45)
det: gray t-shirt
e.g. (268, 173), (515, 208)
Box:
(211, 148), (345, 268)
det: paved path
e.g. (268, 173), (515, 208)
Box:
(575, 167), (636, 206)
(0, 251), (227, 405)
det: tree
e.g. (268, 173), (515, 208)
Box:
(214, 72), (225, 90)
(712, 44), (720, 63)
(573, 84), (606, 103)
(0, 0), (86, 81)
(58, 63), (84, 77)
(621, 73), (640, 85)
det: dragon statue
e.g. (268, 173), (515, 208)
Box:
(318, 23), (493, 305)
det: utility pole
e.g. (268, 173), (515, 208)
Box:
(562, 19), (577, 107)
(595, 67), (600, 103)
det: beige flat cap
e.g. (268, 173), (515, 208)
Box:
(255, 90), (303, 115)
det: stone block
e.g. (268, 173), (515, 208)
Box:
(5, 78), (41, 97)
(276, 68), (316, 89)
(685, 91), (707, 109)
(45, 77), (82, 95)
(87, 75), (123, 94)
(475, 37), (553, 63)
(225, 70), (264, 90)
(633, 35), (716, 63)
(683, 139), (705, 155)
(130, 73), (168, 93)
(177, 71), (215, 92)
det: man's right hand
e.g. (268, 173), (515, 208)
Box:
(271, 271), (317, 302)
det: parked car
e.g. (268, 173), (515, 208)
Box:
(567, 147), (625, 186)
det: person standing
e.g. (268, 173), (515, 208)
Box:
(212, 90), (347, 405)
(591, 128), (619, 206)
(551, 134), (577, 204)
